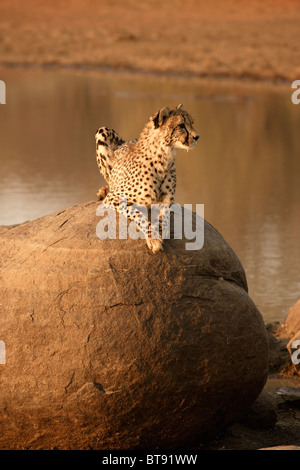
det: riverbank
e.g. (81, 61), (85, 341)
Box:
(0, 0), (299, 84)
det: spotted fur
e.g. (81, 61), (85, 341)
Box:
(95, 104), (199, 253)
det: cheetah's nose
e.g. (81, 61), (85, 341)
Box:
(194, 134), (199, 141)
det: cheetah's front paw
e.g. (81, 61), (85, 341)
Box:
(146, 238), (163, 254)
(97, 185), (109, 201)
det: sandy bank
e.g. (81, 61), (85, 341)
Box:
(0, 0), (299, 83)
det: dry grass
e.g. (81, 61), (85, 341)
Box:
(0, 0), (299, 82)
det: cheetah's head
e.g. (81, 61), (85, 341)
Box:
(150, 104), (199, 151)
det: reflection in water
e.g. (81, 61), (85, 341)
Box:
(0, 69), (299, 322)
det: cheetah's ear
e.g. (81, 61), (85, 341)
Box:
(176, 104), (183, 111)
(151, 106), (171, 128)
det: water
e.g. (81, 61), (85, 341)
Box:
(0, 68), (299, 323)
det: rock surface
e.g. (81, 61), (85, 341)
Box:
(0, 201), (269, 449)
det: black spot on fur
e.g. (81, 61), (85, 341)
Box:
(98, 140), (108, 147)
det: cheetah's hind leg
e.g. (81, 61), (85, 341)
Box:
(97, 185), (109, 201)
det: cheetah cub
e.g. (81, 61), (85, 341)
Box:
(95, 104), (199, 253)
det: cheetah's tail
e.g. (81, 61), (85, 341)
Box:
(95, 127), (125, 182)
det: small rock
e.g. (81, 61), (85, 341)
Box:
(266, 321), (281, 335)
(276, 387), (300, 403)
(238, 390), (277, 429)
(267, 330), (290, 373)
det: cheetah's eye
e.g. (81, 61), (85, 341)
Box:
(178, 123), (186, 130)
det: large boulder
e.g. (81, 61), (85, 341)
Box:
(0, 201), (269, 449)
